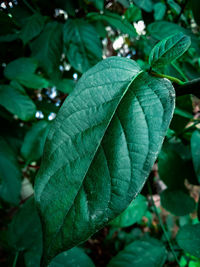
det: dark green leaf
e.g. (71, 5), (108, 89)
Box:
(35, 57), (175, 264)
(6, 197), (42, 265)
(31, 22), (63, 75)
(110, 194), (148, 228)
(0, 81), (36, 121)
(133, 0), (153, 12)
(0, 136), (21, 205)
(149, 33), (191, 69)
(63, 19), (102, 73)
(21, 121), (50, 164)
(161, 189), (196, 216)
(177, 223), (200, 258)
(147, 21), (199, 51)
(153, 3), (166, 21)
(4, 57), (48, 89)
(191, 0), (200, 25)
(167, 0), (181, 15)
(49, 247), (95, 267)
(158, 144), (189, 189)
(19, 13), (45, 44)
(108, 238), (167, 266)
(191, 130), (200, 184)
(125, 4), (142, 22)
(87, 11), (137, 37)
(89, 0), (104, 10)
(55, 79), (75, 94)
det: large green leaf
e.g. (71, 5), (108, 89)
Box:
(191, 130), (200, 184)
(0, 81), (36, 121)
(19, 13), (45, 44)
(31, 22), (63, 75)
(21, 120), (50, 164)
(110, 194), (148, 228)
(35, 57), (175, 265)
(177, 223), (200, 258)
(4, 57), (48, 89)
(108, 238), (167, 266)
(0, 136), (21, 205)
(49, 247), (95, 267)
(87, 11), (137, 37)
(161, 189), (196, 216)
(63, 19), (102, 73)
(149, 33), (191, 69)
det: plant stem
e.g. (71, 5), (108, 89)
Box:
(23, 0), (37, 13)
(147, 182), (180, 266)
(151, 71), (185, 85)
(13, 252), (19, 267)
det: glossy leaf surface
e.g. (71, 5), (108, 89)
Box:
(149, 33), (191, 68)
(35, 57), (175, 264)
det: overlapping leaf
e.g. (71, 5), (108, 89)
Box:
(0, 81), (36, 121)
(149, 33), (191, 68)
(63, 19), (102, 73)
(108, 238), (167, 266)
(35, 57), (175, 265)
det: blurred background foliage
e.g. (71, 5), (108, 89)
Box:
(0, 0), (200, 266)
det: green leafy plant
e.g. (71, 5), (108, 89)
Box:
(1, 1), (200, 267)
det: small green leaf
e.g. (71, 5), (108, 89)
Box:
(35, 57), (175, 264)
(21, 121), (50, 164)
(167, 0), (181, 15)
(49, 247), (95, 267)
(4, 57), (37, 79)
(55, 79), (75, 94)
(89, 0), (104, 10)
(161, 189), (196, 216)
(153, 3), (166, 21)
(149, 33), (191, 68)
(31, 22), (63, 75)
(6, 197), (42, 265)
(4, 57), (48, 89)
(191, 130), (200, 184)
(87, 11), (137, 37)
(125, 4), (142, 22)
(0, 136), (21, 205)
(19, 13), (45, 44)
(0, 81), (36, 121)
(177, 223), (200, 258)
(108, 238), (167, 266)
(110, 194), (147, 227)
(133, 0), (153, 12)
(63, 19), (102, 73)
